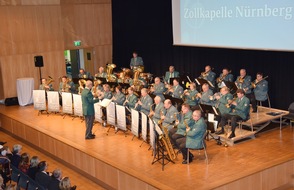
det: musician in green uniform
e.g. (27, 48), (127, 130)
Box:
(215, 89), (250, 139)
(176, 110), (207, 164)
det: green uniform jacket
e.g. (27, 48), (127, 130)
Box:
(230, 96), (250, 120)
(176, 110), (193, 136)
(81, 88), (99, 116)
(186, 117), (207, 149)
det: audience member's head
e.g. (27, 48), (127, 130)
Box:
(30, 156), (40, 168)
(59, 177), (76, 190)
(52, 169), (63, 180)
(12, 144), (22, 155)
(19, 152), (30, 165)
(38, 161), (48, 172)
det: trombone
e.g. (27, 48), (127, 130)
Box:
(251, 76), (268, 88)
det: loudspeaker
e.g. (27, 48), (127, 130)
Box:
(34, 56), (44, 67)
(5, 97), (19, 106)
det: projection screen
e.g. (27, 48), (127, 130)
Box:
(172, 0), (294, 51)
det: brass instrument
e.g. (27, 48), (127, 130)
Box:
(251, 76), (268, 88)
(163, 84), (173, 95)
(216, 74), (227, 83)
(78, 79), (86, 94)
(180, 89), (189, 99)
(133, 66), (144, 91)
(183, 120), (190, 131)
(106, 63), (117, 82)
(92, 79), (102, 97)
(158, 109), (164, 125)
(173, 112), (180, 128)
(148, 103), (156, 118)
(62, 78), (71, 92)
(225, 97), (237, 108)
(238, 76), (245, 83)
(46, 76), (54, 85)
(158, 126), (177, 161)
(200, 70), (209, 78)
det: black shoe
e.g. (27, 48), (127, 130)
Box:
(252, 110), (257, 113)
(182, 160), (188, 164)
(0, 141), (7, 145)
(228, 133), (235, 139)
(215, 129), (224, 135)
(91, 134), (96, 137)
(85, 136), (95, 140)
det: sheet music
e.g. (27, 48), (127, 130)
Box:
(208, 113), (214, 122)
(106, 102), (116, 126)
(155, 124), (163, 136)
(33, 90), (46, 111)
(73, 94), (83, 117)
(62, 92), (73, 114)
(149, 118), (156, 152)
(98, 99), (112, 107)
(116, 104), (127, 131)
(94, 103), (103, 123)
(131, 109), (139, 137)
(141, 113), (148, 142)
(47, 91), (60, 112)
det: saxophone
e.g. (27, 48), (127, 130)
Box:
(158, 125), (177, 161)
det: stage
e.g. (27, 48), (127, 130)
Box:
(0, 104), (293, 190)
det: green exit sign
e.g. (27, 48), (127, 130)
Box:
(74, 40), (81, 46)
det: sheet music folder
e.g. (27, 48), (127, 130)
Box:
(195, 78), (214, 88)
(95, 77), (107, 84)
(199, 104), (220, 116)
(223, 81), (238, 94)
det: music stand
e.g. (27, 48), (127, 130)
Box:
(95, 77), (107, 84)
(223, 81), (238, 95)
(151, 124), (175, 171)
(199, 104), (220, 116)
(195, 78), (214, 88)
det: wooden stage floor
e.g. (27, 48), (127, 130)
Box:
(0, 105), (293, 190)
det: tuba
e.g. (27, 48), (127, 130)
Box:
(106, 63), (117, 82)
(133, 66), (144, 91)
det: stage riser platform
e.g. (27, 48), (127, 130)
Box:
(0, 104), (293, 190)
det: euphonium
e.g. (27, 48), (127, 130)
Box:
(106, 63), (117, 82)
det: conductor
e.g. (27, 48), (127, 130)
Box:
(81, 80), (99, 140)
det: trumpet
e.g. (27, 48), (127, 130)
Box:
(251, 76), (268, 88)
